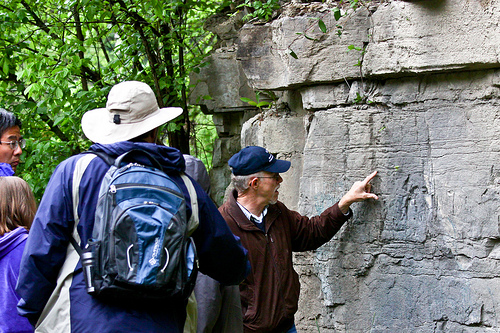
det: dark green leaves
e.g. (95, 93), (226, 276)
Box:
(318, 19), (327, 33)
(240, 91), (272, 109)
(333, 7), (342, 21)
(0, 0), (226, 199)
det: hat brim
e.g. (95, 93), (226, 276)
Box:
(262, 159), (291, 174)
(81, 107), (183, 144)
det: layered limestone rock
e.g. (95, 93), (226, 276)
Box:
(190, 0), (500, 331)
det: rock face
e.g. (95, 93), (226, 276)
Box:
(190, 0), (500, 331)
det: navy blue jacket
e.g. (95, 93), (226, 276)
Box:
(16, 141), (249, 332)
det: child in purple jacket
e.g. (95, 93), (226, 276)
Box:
(0, 176), (37, 333)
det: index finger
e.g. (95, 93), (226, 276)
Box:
(362, 171), (378, 185)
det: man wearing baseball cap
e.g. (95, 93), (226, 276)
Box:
(220, 146), (378, 333)
(16, 81), (249, 333)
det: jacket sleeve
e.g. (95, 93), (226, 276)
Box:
(15, 158), (77, 326)
(189, 183), (249, 285)
(288, 202), (352, 252)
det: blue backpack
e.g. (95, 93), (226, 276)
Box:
(71, 149), (199, 301)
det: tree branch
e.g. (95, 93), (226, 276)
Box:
(2, 73), (71, 143)
(20, 0), (101, 83)
(72, 2), (89, 91)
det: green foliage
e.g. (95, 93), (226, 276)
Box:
(333, 7), (342, 21)
(318, 19), (327, 34)
(347, 43), (366, 67)
(189, 107), (218, 169)
(240, 91), (273, 110)
(238, 0), (280, 21)
(353, 92), (364, 104)
(331, 0), (369, 36)
(0, 0), (226, 200)
(287, 0), (371, 60)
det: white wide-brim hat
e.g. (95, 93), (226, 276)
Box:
(81, 81), (183, 144)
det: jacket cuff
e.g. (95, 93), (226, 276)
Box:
(333, 202), (353, 220)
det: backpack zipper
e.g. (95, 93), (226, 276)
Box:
(108, 183), (183, 198)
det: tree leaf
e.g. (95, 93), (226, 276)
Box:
(2, 60), (9, 75)
(318, 20), (327, 33)
(55, 87), (63, 99)
(333, 7), (342, 21)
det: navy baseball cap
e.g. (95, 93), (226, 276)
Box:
(228, 146), (291, 176)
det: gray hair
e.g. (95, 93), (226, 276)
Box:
(231, 172), (263, 194)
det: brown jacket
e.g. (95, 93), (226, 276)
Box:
(219, 190), (352, 333)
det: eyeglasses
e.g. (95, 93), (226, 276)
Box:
(0, 138), (26, 150)
(257, 174), (281, 181)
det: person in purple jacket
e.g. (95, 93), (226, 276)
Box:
(0, 176), (37, 333)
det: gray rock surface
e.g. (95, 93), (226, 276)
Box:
(190, 0), (500, 331)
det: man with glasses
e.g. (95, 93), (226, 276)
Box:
(0, 109), (24, 176)
(220, 146), (378, 333)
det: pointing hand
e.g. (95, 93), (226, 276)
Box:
(338, 171), (378, 214)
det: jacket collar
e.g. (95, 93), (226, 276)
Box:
(227, 189), (281, 233)
(89, 141), (185, 173)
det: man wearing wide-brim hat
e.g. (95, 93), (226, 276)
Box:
(220, 145), (378, 333)
(16, 81), (249, 333)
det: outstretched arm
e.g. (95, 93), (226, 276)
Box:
(338, 171), (379, 214)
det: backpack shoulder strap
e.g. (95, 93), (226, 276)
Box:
(70, 153), (99, 253)
(180, 174), (199, 236)
(85, 150), (115, 166)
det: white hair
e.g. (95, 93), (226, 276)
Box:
(231, 172), (264, 194)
